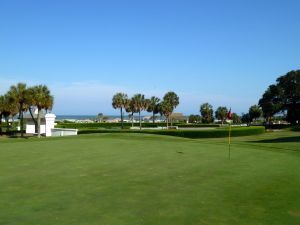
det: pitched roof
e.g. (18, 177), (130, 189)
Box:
(23, 112), (46, 119)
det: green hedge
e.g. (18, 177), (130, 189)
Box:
(290, 126), (300, 132)
(263, 124), (300, 131)
(78, 126), (265, 139)
(56, 122), (220, 129)
(264, 124), (292, 130)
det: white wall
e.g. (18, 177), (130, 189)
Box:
(26, 122), (46, 134)
(51, 128), (78, 136)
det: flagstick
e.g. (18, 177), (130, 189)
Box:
(228, 121), (231, 160)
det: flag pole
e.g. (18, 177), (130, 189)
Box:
(228, 121), (231, 160)
(227, 108), (232, 160)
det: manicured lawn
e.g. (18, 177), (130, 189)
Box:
(0, 131), (300, 225)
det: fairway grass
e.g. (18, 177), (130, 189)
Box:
(0, 131), (300, 225)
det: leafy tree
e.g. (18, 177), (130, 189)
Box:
(276, 70), (300, 124)
(241, 113), (251, 125)
(7, 83), (29, 137)
(200, 103), (213, 123)
(131, 94), (149, 130)
(231, 113), (241, 124)
(147, 96), (160, 123)
(163, 92), (179, 126)
(215, 106), (228, 125)
(259, 70), (300, 124)
(188, 114), (201, 123)
(112, 93), (128, 129)
(258, 85), (283, 123)
(249, 105), (262, 122)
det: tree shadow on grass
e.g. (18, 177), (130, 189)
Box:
(251, 136), (300, 143)
(242, 136), (300, 155)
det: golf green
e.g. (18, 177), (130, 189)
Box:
(0, 131), (300, 225)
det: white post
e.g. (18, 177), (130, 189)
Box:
(45, 114), (56, 137)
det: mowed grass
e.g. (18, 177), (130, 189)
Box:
(0, 131), (300, 225)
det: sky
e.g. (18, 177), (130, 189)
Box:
(0, 0), (299, 115)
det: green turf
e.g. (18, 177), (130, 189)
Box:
(0, 131), (300, 225)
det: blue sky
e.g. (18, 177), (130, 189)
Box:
(0, 0), (299, 115)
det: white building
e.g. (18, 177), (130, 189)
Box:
(25, 113), (56, 137)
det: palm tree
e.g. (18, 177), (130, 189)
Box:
(0, 94), (18, 135)
(163, 92), (179, 126)
(0, 95), (5, 135)
(27, 87), (38, 133)
(28, 85), (54, 138)
(131, 94), (149, 130)
(125, 98), (137, 127)
(7, 83), (29, 137)
(159, 101), (173, 127)
(44, 95), (54, 113)
(147, 96), (160, 123)
(112, 93), (128, 129)
(249, 105), (262, 123)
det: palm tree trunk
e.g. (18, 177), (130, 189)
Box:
(20, 109), (24, 137)
(166, 115), (169, 127)
(139, 111), (141, 130)
(29, 107), (38, 133)
(120, 108), (123, 129)
(37, 108), (41, 138)
(0, 113), (2, 136)
(131, 112), (134, 127)
(6, 116), (9, 134)
(152, 112), (155, 123)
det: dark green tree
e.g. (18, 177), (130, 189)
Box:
(258, 85), (283, 123)
(259, 70), (300, 124)
(241, 113), (251, 125)
(200, 103), (213, 123)
(188, 114), (201, 123)
(276, 70), (300, 124)
(215, 106), (228, 125)
(231, 113), (241, 124)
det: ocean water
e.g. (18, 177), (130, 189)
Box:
(56, 115), (98, 120)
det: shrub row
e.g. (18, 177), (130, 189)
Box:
(78, 126), (265, 138)
(264, 124), (292, 130)
(290, 126), (300, 132)
(56, 122), (220, 129)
